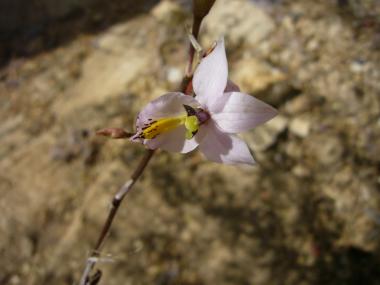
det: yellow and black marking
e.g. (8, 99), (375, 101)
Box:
(136, 105), (200, 140)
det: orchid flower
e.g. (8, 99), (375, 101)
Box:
(131, 38), (277, 165)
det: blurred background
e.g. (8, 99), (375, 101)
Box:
(1, 0), (380, 284)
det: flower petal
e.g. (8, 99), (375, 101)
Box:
(135, 92), (199, 129)
(211, 92), (278, 133)
(197, 121), (255, 165)
(193, 38), (228, 107)
(145, 125), (199, 153)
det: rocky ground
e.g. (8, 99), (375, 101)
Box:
(1, 0), (380, 284)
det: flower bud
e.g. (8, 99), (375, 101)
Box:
(96, 128), (132, 139)
(193, 0), (216, 20)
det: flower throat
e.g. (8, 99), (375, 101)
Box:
(138, 105), (209, 140)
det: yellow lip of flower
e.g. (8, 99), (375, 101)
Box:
(141, 115), (199, 140)
(184, 115), (199, 139)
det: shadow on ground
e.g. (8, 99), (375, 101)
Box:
(0, 0), (159, 66)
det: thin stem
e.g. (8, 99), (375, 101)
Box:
(186, 18), (202, 76)
(93, 150), (154, 251)
(181, 18), (202, 94)
(96, 128), (133, 139)
(79, 150), (155, 285)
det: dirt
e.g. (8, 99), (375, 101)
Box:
(1, 0), (380, 284)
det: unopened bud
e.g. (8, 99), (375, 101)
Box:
(193, 0), (216, 20)
(96, 128), (132, 139)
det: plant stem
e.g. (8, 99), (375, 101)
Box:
(79, 150), (155, 285)
(93, 149), (155, 251)
(186, 18), (202, 76)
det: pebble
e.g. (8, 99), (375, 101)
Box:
(284, 94), (313, 114)
(310, 135), (344, 166)
(289, 116), (311, 138)
(247, 115), (289, 151)
(292, 164), (311, 178)
(166, 67), (182, 84)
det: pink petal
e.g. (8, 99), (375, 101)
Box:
(211, 92), (278, 133)
(192, 38), (228, 108)
(197, 121), (255, 165)
(145, 125), (198, 153)
(135, 92), (199, 129)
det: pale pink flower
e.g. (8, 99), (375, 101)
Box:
(131, 38), (277, 165)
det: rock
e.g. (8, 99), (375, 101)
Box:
(309, 134), (344, 166)
(350, 60), (369, 74)
(0, 115), (23, 138)
(203, 0), (275, 46)
(339, 0), (380, 19)
(289, 116), (311, 138)
(284, 94), (315, 114)
(245, 115), (288, 152)
(292, 164), (311, 178)
(355, 122), (380, 163)
(285, 140), (303, 159)
(166, 66), (183, 85)
(53, 16), (160, 117)
(230, 57), (287, 93)
(151, 0), (185, 25)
